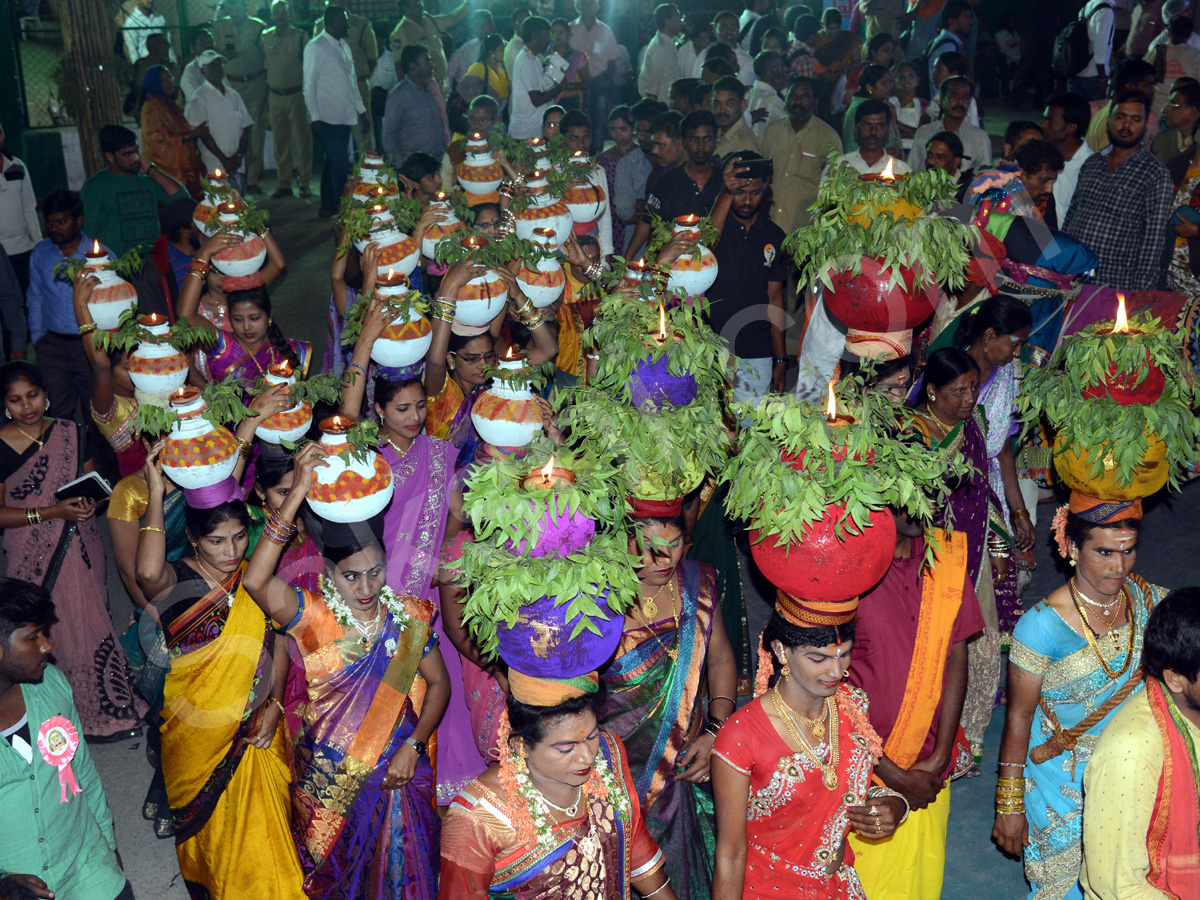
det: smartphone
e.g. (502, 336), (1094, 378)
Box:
(735, 158), (774, 180)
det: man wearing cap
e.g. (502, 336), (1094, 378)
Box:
(263, 1), (313, 198)
(134, 198), (201, 322)
(212, 0), (268, 193)
(185, 51), (254, 195)
(846, 516), (982, 900)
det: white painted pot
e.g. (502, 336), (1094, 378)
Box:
(127, 321), (188, 395)
(255, 367), (313, 444)
(307, 419), (395, 522)
(83, 254), (138, 331)
(666, 218), (718, 296)
(421, 197), (465, 258)
(210, 210), (267, 277)
(516, 228), (565, 308)
(470, 358), (544, 447)
(160, 389), (240, 489)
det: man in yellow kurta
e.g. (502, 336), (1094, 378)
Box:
(761, 77), (841, 232)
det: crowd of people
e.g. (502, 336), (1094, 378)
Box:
(1, 1), (1200, 900)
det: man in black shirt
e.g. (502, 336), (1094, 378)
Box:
(706, 152), (789, 398)
(628, 110), (722, 257)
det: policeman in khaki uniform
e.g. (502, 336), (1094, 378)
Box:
(315, 2), (379, 152)
(264, 1), (313, 196)
(212, 0), (268, 192)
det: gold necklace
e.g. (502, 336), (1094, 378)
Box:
(923, 402), (958, 433)
(772, 686), (840, 790)
(633, 574), (681, 661)
(1068, 580), (1134, 678)
(790, 699), (830, 740)
(640, 578), (670, 620)
(192, 557), (237, 607)
(14, 419), (47, 450)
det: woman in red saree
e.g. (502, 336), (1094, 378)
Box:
(711, 593), (907, 900)
(0, 361), (146, 739)
(140, 66), (204, 199)
(135, 459), (304, 900)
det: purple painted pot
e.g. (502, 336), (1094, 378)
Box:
(497, 587), (620, 678)
(505, 498), (597, 558)
(628, 353), (697, 409)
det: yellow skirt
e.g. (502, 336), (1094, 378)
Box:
(849, 785), (951, 900)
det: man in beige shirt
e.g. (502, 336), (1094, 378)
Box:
(212, 0), (268, 192)
(761, 77), (840, 233)
(263, 1), (312, 197)
(389, 0), (470, 92)
(712, 75), (762, 160)
(316, 2), (379, 152)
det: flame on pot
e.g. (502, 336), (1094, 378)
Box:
(270, 361), (294, 378)
(656, 303), (667, 340)
(1114, 293), (1129, 333)
(506, 345), (514, 359)
(86, 239), (105, 258)
(470, 132), (484, 140)
(826, 379), (837, 421)
(213, 168), (223, 178)
(541, 455), (555, 481)
(881, 157), (896, 181)
(434, 191), (450, 202)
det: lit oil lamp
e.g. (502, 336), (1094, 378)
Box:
(676, 213), (701, 227)
(212, 168), (224, 179)
(319, 415), (355, 435)
(825, 379), (855, 428)
(1112, 292), (1129, 333)
(85, 239), (106, 259)
(434, 191), (451, 204)
(650, 303), (669, 346)
(469, 132), (485, 141)
(269, 361), (294, 379)
(521, 453), (577, 490)
(462, 234), (488, 251)
(169, 386), (201, 407)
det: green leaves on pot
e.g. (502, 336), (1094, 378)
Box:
(340, 289), (430, 346)
(133, 376), (256, 438)
(720, 383), (970, 545)
(644, 213), (719, 261)
(334, 195), (422, 257)
(95, 310), (216, 355)
(783, 156), (976, 292)
(433, 229), (532, 270)
(54, 247), (144, 285)
(248, 370), (343, 408)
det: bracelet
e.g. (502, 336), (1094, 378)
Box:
(641, 880), (671, 899)
(709, 695), (736, 706)
(345, 362), (369, 381)
(189, 259), (211, 275)
(583, 258), (603, 282)
(867, 785), (910, 825)
(140, 525), (166, 535)
(497, 210), (516, 237)
(998, 761), (1026, 769)
(262, 507), (299, 546)
(237, 437), (253, 460)
(78, 323), (98, 336)
(24, 507), (41, 526)
(772, 356), (789, 365)
(524, 310), (547, 330)
(1012, 509), (1031, 520)
(268, 697), (286, 716)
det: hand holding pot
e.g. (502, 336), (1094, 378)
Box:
(197, 231), (242, 263)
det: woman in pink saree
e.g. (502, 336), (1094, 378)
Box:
(0, 361), (146, 738)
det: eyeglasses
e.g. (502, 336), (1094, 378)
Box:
(451, 351), (497, 364)
(1166, 102), (1185, 110)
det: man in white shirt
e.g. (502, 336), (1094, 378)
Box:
(180, 29), (218, 101)
(639, 4), (684, 103)
(123, 0), (170, 64)
(186, 51), (254, 192)
(510, 16), (565, 140)
(697, 11), (755, 86)
(737, 0), (769, 50)
(1070, 0), (1116, 101)
(1042, 92), (1094, 225)
(908, 77), (992, 173)
(571, 0), (620, 150)
(304, 5), (368, 217)
(446, 10), (495, 93)
(505, 6), (533, 75)
(746, 50), (787, 140)
(836, 99), (913, 175)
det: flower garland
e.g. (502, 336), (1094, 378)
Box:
(319, 574), (410, 656)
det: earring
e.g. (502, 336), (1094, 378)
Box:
(3, 409), (9, 420)
(1069, 558), (1076, 567)
(44, 399), (49, 412)
(779, 663), (791, 679)
(927, 392), (935, 402)
(842, 668), (850, 679)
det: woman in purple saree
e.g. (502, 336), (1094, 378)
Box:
(243, 445), (451, 900)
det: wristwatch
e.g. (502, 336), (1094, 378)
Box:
(405, 736), (427, 756)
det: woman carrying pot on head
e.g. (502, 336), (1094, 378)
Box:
(0, 360), (147, 740)
(178, 232), (308, 388)
(910, 345), (1026, 771)
(992, 495), (1161, 900)
(711, 594), (906, 899)
(242, 443), (450, 900)
(440, 673), (677, 900)
(339, 293), (486, 807)
(599, 498), (738, 900)
(134, 447), (305, 900)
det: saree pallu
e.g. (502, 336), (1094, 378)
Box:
(91, 394), (147, 478)
(711, 687), (878, 900)
(288, 590), (439, 900)
(382, 435), (485, 804)
(601, 560), (717, 900)
(278, 535), (324, 743)
(202, 331), (313, 387)
(1146, 679), (1200, 898)
(1010, 578), (1159, 900)
(141, 94), (202, 198)
(160, 566), (306, 900)
(2, 420), (146, 738)
(978, 362), (1024, 632)
(440, 732), (665, 900)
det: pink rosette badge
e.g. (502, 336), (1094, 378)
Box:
(37, 716), (82, 803)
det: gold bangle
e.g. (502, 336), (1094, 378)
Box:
(140, 525), (167, 534)
(78, 323), (98, 336)
(237, 438), (253, 460)
(269, 697), (286, 715)
(1012, 509), (1031, 520)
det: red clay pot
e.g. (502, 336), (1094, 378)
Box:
(825, 256), (936, 332)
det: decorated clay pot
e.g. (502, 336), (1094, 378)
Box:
(82, 245), (138, 331)
(665, 215), (718, 296)
(517, 228), (566, 309)
(750, 504), (896, 602)
(470, 355), (544, 447)
(354, 152), (399, 202)
(628, 351), (698, 409)
(825, 256), (935, 332)
(457, 133), (505, 197)
(307, 416), (395, 522)
(160, 387), (240, 489)
(1053, 431), (1169, 500)
(527, 137), (553, 173)
(354, 205), (420, 277)
(194, 172), (233, 236)
(255, 362), (312, 444)
(421, 193), (465, 258)
(453, 236), (508, 333)
(565, 154), (608, 223)
(513, 171), (572, 251)
(846, 172), (922, 227)
(371, 276), (433, 368)
(505, 497), (597, 558)
(127, 316), (188, 395)
(1079, 341), (1166, 406)
(209, 205), (267, 277)
(496, 586), (620, 678)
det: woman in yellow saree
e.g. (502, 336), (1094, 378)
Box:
(136, 454), (305, 900)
